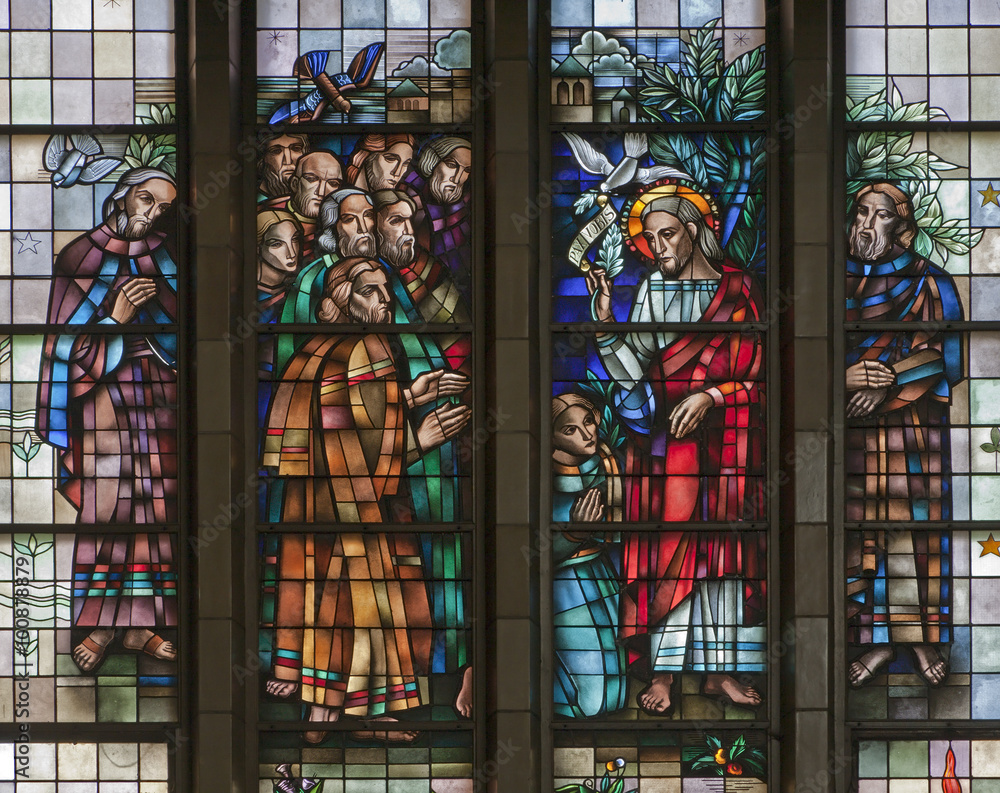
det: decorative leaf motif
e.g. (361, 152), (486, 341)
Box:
(596, 224), (625, 279)
(573, 191), (597, 216)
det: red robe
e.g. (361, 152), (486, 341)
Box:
(618, 266), (767, 662)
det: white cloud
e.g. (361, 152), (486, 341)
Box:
(572, 30), (630, 60)
(433, 29), (472, 70)
(391, 56), (449, 77)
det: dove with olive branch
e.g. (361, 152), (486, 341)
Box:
(564, 132), (691, 296)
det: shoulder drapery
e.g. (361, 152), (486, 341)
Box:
(624, 265), (766, 522)
(263, 333), (404, 523)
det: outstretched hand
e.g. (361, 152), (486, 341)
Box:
(846, 360), (894, 391)
(584, 266), (614, 323)
(407, 369), (470, 408)
(669, 392), (714, 439)
(416, 403), (472, 452)
(111, 277), (157, 324)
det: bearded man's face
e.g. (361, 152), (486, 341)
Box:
(336, 194), (376, 258)
(376, 200), (416, 269)
(849, 191), (900, 261)
(366, 141), (414, 191)
(117, 178), (177, 240)
(428, 146), (472, 204)
(347, 269), (392, 323)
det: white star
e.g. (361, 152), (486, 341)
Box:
(14, 232), (41, 254)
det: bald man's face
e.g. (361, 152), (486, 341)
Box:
(290, 153), (343, 218)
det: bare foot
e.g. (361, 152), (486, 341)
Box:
(848, 646), (894, 688)
(911, 644), (948, 687)
(304, 704), (340, 744)
(637, 673), (674, 715)
(351, 716), (420, 743)
(266, 679), (298, 698)
(702, 674), (762, 707)
(72, 628), (115, 672)
(454, 666), (473, 718)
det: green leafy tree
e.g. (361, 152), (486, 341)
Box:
(637, 19), (767, 274)
(846, 87), (982, 264)
(125, 104), (177, 177)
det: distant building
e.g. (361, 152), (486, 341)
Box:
(387, 78), (429, 121)
(611, 87), (637, 123)
(550, 57), (593, 122)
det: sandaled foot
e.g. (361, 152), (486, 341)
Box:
(72, 629), (115, 672)
(637, 673), (674, 716)
(702, 674), (762, 707)
(266, 679), (298, 698)
(454, 666), (473, 718)
(848, 646), (895, 688)
(911, 644), (948, 687)
(350, 717), (420, 743)
(122, 629), (176, 661)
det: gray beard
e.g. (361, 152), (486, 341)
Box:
(429, 171), (463, 204)
(849, 225), (892, 261)
(340, 233), (376, 258)
(117, 213), (151, 240)
(379, 235), (415, 269)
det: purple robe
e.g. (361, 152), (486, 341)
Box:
(37, 222), (178, 524)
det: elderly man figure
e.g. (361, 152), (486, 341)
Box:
(262, 150), (343, 261)
(372, 189), (470, 327)
(257, 131), (309, 201)
(262, 258), (471, 742)
(586, 189), (766, 715)
(37, 167), (181, 672)
(403, 136), (473, 288)
(276, 188), (376, 368)
(844, 183), (964, 689)
(347, 133), (416, 192)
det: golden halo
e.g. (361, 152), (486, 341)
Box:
(621, 180), (720, 264)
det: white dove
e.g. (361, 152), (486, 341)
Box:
(562, 132), (691, 193)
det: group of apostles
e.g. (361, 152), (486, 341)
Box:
(253, 131), (477, 743)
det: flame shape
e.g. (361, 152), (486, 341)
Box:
(941, 746), (962, 793)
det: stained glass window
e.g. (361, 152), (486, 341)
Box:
(547, 0), (773, 787)
(257, 0), (474, 125)
(252, 2), (480, 788)
(840, 0), (1000, 774)
(0, 741), (171, 788)
(0, 0), (184, 785)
